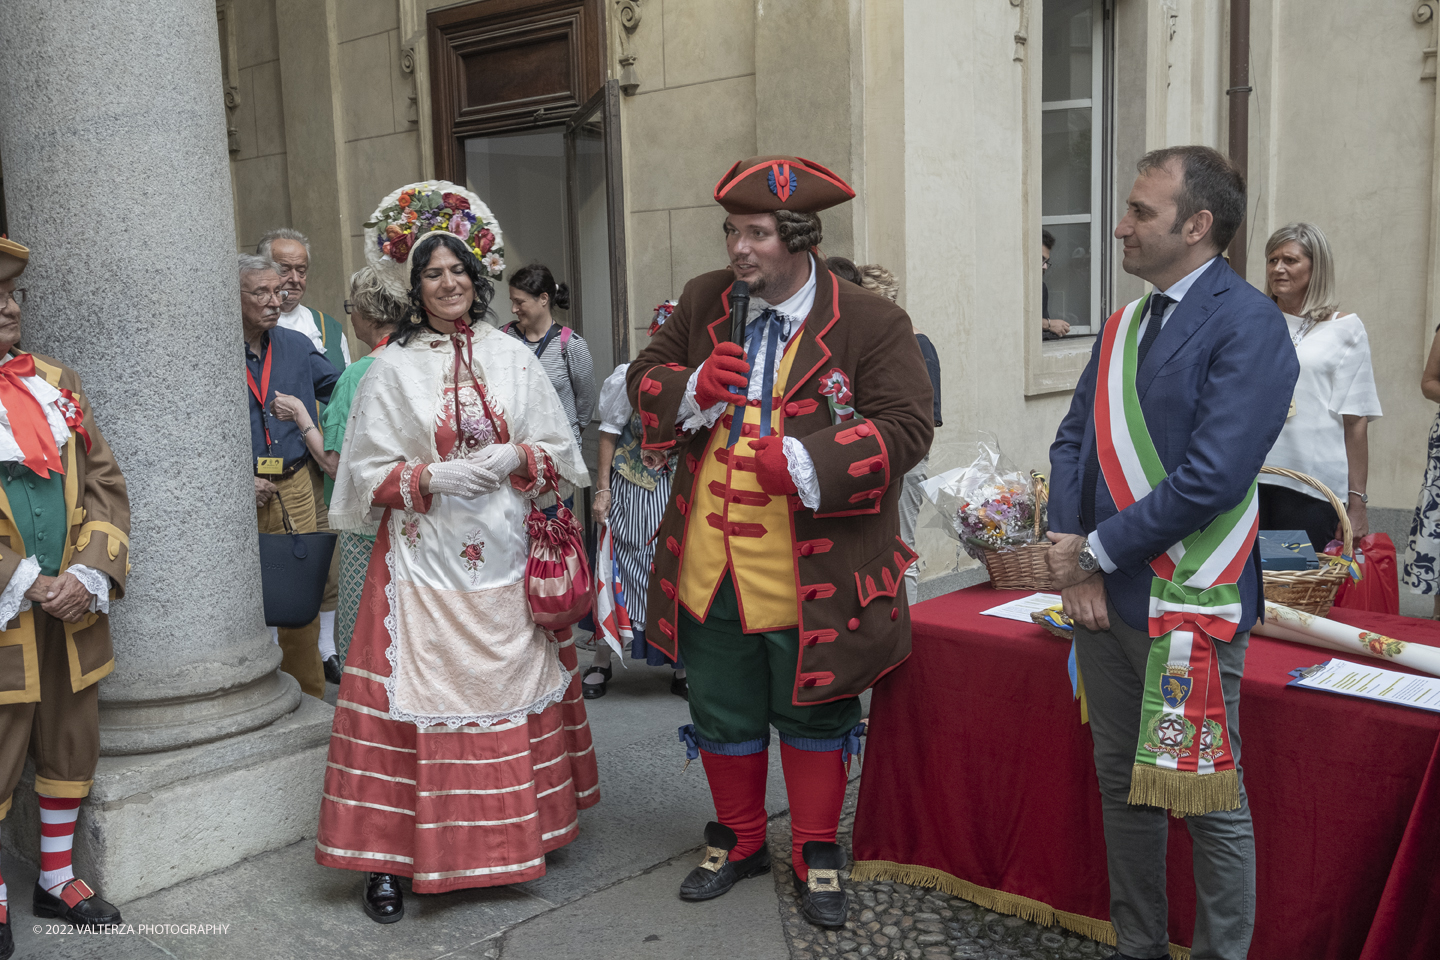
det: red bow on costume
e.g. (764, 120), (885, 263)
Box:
(0, 353), (63, 478)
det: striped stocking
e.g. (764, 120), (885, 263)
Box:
(38, 795), (81, 893)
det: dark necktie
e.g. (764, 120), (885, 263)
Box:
(1080, 293), (1175, 532)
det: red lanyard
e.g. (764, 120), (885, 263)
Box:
(246, 340), (274, 447)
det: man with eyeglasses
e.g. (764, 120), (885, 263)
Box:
(0, 237), (133, 941)
(257, 228), (350, 684)
(241, 254), (339, 700)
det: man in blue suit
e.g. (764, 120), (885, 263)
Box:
(1045, 146), (1298, 960)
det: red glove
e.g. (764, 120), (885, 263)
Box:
(693, 341), (751, 410)
(749, 436), (798, 496)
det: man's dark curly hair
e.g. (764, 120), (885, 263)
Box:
(775, 210), (823, 253)
(393, 233), (495, 346)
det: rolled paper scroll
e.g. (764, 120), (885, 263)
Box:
(1252, 602), (1440, 678)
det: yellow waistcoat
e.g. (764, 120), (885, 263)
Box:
(678, 335), (802, 632)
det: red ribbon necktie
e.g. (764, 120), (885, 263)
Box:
(0, 353), (63, 478)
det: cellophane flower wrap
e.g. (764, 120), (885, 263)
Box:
(920, 433), (1047, 561)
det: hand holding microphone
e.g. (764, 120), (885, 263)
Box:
(694, 342), (751, 410)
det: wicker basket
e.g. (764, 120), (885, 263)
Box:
(1258, 466), (1351, 617)
(979, 472), (1058, 591)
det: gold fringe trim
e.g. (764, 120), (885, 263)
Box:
(1127, 765), (1240, 817)
(849, 860), (1191, 960)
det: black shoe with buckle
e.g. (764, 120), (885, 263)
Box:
(0, 907), (12, 960)
(363, 872), (404, 924)
(32, 879), (122, 929)
(324, 655), (343, 685)
(678, 821), (771, 901)
(670, 674), (688, 700)
(795, 840), (849, 929)
(582, 665), (612, 700)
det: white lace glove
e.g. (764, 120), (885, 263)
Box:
(470, 443), (522, 479)
(426, 460), (502, 499)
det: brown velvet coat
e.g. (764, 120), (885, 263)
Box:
(627, 255), (933, 705)
(0, 353), (130, 703)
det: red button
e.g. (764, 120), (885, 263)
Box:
(805, 588), (818, 600)
(785, 402), (799, 416)
(869, 459), (883, 473)
(856, 424), (872, 437)
(847, 618), (860, 630)
(890, 609), (899, 621)
(870, 490), (883, 499)
(749, 398), (762, 407)
(800, 543), (815, 557)
(803, 678), (818, 687)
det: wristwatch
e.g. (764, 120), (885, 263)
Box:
(1077, 540), (1100, 573)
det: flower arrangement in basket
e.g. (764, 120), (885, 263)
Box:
(363, 180), (505, 282)
(920, 434), (1057, 590)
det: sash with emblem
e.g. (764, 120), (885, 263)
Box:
(1094, 293), (1258, 816)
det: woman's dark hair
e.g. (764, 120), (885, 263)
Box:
(508, 263), (571, 311)
(826, 256), (862, 286)
(394, 232), (494, 346)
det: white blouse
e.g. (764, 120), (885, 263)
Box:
(1261, 312), (1382, 503)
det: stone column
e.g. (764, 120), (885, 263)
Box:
(0, 0), (331, 901)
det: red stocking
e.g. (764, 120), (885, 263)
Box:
(780, 742), (847, 880)
(699, 749), (769, 860)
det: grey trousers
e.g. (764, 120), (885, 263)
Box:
(1073, 597), (1256, 960)
(898, 455), (929, 603)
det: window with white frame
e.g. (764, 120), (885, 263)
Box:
(1041, 0), (1111, 336)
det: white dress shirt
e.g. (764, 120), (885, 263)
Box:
(278, 303), (351, 366)
(1088, 257), (1217, 574)
(679, 260), (823, 508)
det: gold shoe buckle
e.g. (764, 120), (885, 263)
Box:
(699, 845), (730, 873)
(807, 868), (840, 893)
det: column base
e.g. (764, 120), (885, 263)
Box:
(7, 683), (333, 904)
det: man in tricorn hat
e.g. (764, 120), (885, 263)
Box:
(0, 238), (132, 950)
(628, 158), (933, 926)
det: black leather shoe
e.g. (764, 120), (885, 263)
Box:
(0, 912), (13, 960)
(796, 840), (849, 929)
(670, 674), (688, 700)
(363, 872), (404, 924)
(679, 821), (770, 901)
(33, 879), (122, 928)
(582, 665), (612, 699)
(1103, 953), (1171, 960)
(324, 655), (343, 685)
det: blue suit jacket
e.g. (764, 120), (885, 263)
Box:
(1048, 258), (1300, 633)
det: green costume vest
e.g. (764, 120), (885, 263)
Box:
(0, 464), (68, 577)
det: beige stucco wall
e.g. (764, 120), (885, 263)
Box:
(215, 0), (1440, 521)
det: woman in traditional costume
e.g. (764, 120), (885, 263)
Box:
(315, 182), (597, 924)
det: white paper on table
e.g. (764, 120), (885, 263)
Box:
(979, 592), (1063, 624)
(1288, 658), (1440, 714)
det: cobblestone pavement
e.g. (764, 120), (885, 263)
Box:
(774, 781), (1111, 960)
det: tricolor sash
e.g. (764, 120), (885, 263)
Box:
(1093, 294), (1258, 816)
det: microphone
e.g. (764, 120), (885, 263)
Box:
(728, 280), (750, 347)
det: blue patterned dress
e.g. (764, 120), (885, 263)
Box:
(1404, 405), (1440, 594)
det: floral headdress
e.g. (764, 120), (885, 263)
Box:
(363, 180), (505, 298)
(648, 299), (678, 337)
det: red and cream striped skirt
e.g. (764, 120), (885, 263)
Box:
(314, 529), (600, 893)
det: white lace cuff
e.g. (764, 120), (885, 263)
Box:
(0, 557), (40, 631)
(66, 564), (112, 614)
(783, 436), (821, 510)
(679, 367), (727, 433)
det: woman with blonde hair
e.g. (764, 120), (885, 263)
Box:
(1259, 221), (1381, 551)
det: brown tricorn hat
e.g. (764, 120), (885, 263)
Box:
(0, 237), (29, 282)
(713, 155), (856, 215)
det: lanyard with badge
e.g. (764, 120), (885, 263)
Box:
(246, 342), (284, 476)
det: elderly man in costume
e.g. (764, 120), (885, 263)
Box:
(258, 228), (350, 684)
(0, 238), (132, 952)
(627, 158), (933, 928)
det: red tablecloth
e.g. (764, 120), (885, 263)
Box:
(853, 586), (1440, 960)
